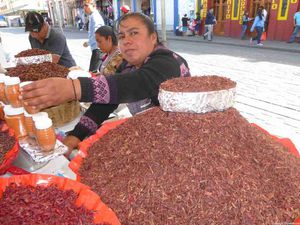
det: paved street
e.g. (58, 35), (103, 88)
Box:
(1, 27), (299, 150)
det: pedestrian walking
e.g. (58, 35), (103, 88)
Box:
(240, 11), (252, 39)
(250, 8), (264, 46)
(287, 8), (300, 43)
(194, 12), (201, 36)
(181, 14), (190, 36)
(203, 8), (216, 41)
(82, 0), (105, 73)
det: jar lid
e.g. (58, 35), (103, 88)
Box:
(4, 77), (20, 86)
(20, 81), (33, 88)
(0, 75), (8, 83)
(4, 105), (24, 116)
(67, 70), (91, 80)
(35, 117), (53, 130)
(32, 112), (49, 121)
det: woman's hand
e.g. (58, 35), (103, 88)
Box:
(63, 135), (81, 159)
(20, 78), (78, 111)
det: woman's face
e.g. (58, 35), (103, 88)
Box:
(95, 33), (112, 53)
(118, 17), (157, 67)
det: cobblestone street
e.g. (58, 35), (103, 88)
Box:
(1, 27), (299, 149)
(174, 45), (300, 150)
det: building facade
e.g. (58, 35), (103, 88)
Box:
(0, 0), (48, 26)
(197, 0), (300, 41)
(43, 0), (300, 41)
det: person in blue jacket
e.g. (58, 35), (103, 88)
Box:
(203, 8), (217, 41)
(250, 8), (264, 46)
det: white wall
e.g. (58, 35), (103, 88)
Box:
(178, 0), (196, 26)
(155, 0), (174, 31)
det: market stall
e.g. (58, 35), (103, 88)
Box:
(69, 76), (300, 224)
(1, 62), (300, 224)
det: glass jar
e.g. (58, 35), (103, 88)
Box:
(32, 112), (49, 135)
(24, 111), (34, 137)
(4, 105), (27, 139)
(0, 74), (8, 104)
(20, 81), (39, 114)
(35, 117), (56, 152)
(4, 77), (22, 107)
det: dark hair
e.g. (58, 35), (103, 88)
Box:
(95, 25), (117, 45)
(116, 12), (159, 43)
(25, 11), (44, 32)
(257, 8), (263, 20)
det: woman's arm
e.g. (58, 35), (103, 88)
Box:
(79, 53), (183, 104)
(20, 51), (188, 110)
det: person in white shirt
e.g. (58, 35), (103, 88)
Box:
(82, 0), (105, 73)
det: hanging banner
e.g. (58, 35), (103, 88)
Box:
(226, 0), (232, 19)
(239, 0), (246, 24)
(202, 0), (208, 18)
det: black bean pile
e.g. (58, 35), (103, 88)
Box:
(15, 48), (51, 57)
(80, 107), (300, 225)
(7, 62), (69, 81)
(160, 75), (236, 92)
(0, 184), (110, 225)
(0, 125), (15, 165)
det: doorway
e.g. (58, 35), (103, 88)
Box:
(213, 0), (227, 35)
(249, 0), (271, 32)
(141, 0), (151, 16)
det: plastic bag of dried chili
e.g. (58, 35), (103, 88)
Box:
(69, 119), (127, 181)
(0, 174), (121, 225)
(0, 123), (20, 175)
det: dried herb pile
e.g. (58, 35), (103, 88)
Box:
(80, 107), (300, 224)
(160, 75), (236, 92)
(8, 62), (69, 81)
(15, 48), (51, 58)
(0, 184), (107, 225)
(0, 126), (15, 165)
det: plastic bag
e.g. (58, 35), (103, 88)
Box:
(0, 174), (121, 225)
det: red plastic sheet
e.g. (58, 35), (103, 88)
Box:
(0, 174), (121, 225)
(69, 120), (300, 222)
(69, 119), (127, 181)
(0, 125), (20, 175)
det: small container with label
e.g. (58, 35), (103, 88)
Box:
(24, 111), (34, 137)
(0, 74), (9, 104)
(32, 112), (49, 135)
(20, 81), (39, 114)
(35, 117), (56, 152)
(4, 77), (22, 107)
(4, 105), (27, 138)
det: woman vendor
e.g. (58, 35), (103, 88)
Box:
(64, 25), (123, 153)
(20, 13), (190, 151)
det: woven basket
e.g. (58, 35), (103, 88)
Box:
(43, 100), (81, 128)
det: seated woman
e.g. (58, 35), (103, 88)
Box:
(20, 12), (191, 152)
(63, 25), (123, 154)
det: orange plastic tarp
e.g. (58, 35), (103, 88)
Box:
(0, 124), (20, 175)
(69, 119), (127, 181)
(0, 174), (121, 225)
(68, 119), (300, 223)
